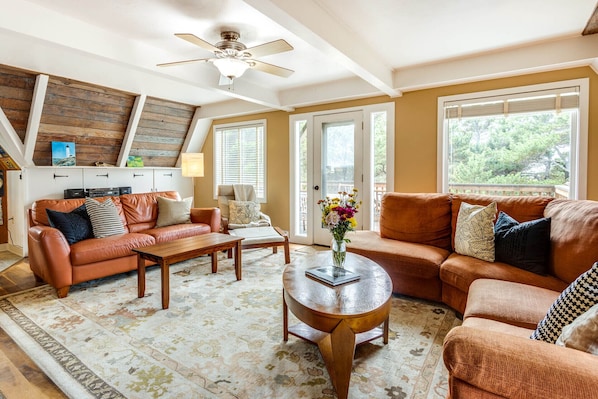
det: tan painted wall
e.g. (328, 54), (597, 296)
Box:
(196, 66), (598, 230)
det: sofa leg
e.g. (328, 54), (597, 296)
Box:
(56, 286), (70, 298)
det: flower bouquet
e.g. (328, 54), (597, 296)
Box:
(318, 188), (360, 267)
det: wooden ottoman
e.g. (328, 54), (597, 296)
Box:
(228, 226), (291, 264)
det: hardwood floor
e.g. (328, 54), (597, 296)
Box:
(0, 257), (67, 398)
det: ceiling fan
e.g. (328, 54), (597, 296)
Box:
(158, 31), (294, 81)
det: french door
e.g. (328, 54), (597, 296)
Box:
(313, 111), (363, 245)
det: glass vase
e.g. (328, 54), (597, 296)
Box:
(331, 238), (347, 268)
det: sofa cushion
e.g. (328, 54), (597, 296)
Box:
(46, 204), (93, 245)
(142, 223), (212, 243)
(494, 211), (551, 275)
(454, 201), (496, 262)
(450, 194), (553, 249)
(531, 262), (598, 343)
(85, 197), (126, 238)
(464, 279), (559, 330)
(120, 191), (180, 233)
(440, 253), (567, 295)
(556, 303), (598, 354)
(545, 199), (598, 283)
(70, 232), (155, 265)
(379, 193), (452, 250)
(155, 196), (192, 227)
(31, 198), (86, 227)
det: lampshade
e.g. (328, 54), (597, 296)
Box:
(181, 153), (204, 177)
(213, 58), (250, 79)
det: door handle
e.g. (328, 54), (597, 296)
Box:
(314, 185), (320, 190)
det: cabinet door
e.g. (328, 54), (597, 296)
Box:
(83, 168), (113, 189)
(25, 167), (84, 201)
(153, 168), (192, 197)
(127, 169), (155, 194)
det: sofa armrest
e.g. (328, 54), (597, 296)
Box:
(190, 207), (221, 232)
(443, 326), (598, 398)
(27, 225), (73, 290)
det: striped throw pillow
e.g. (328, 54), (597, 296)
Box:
(85, 197), (126, 238)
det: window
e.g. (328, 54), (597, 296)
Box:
(213, 120), (266, 201)
(438, 79), (588, 199)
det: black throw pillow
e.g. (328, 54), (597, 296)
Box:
(46, 204), (94, 245)
(494, 211), (551, 275)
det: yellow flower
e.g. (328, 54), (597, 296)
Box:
(349, 217), (357, 227)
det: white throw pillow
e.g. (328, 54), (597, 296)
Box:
(85, 197), (126, 238)
(556, 303), (598, 354)
(155, 196), (193, 227)
(454, 201), (497, 262)
(228, 200), (260, 225)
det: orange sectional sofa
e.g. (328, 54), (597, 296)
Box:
(347, 192), (598, 398)
(28, 191), (221, 298)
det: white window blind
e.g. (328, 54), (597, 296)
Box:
(444, 86), (580, 119)
(214, 121), (266, 201)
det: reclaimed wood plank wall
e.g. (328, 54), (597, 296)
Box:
(0, 64), (198, 168)
(130, 97), (195, 167)
(0, 65), (35, 143)
(35, 77), (136, 166)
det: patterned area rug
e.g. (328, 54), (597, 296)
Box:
(0, 246), (460, 399)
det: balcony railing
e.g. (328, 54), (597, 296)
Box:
(448, 183), (569, 199)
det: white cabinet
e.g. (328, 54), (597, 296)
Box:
(153, 168), (192, 198)
(24, 167), (83, 202)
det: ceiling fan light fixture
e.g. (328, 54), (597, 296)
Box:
(212, 58), (250, 79)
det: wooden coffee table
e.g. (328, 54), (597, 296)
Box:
(134, 233), (244, 309)
(282, 251), (392, 399)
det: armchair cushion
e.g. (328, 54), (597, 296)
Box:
(228, 200), (261, 225)
(155, 196), (192, 227)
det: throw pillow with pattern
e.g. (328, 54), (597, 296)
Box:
(228, 200), (260, 225)
(531, 262), (598, 343)
(454, 201), (497, 262)
(85, 197), (126, 238)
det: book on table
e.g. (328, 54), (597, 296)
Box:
(305, 266), (360, 286)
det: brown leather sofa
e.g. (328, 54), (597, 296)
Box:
(347, 192), (598, 398)
(28, 191), (221, 298)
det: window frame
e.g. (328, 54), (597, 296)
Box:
(437, 79), (589, 200)
(212, 119), (267, 202)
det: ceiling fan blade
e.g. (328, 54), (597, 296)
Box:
(157, 58), (210, 67)
(219, 75), (233, 86)
(243, 39), (293, 58)
(175, 33), (220, 52)
(250, 60), (294, 78)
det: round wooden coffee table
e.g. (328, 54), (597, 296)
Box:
(282, 251), (392, 399)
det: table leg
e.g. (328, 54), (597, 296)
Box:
(234, 241), (242, 280)
(160, 260), (169, 309)
(283, 290), (288, 341)
(317, 319), (356, 399)
(383, 316), (389, 344)
(211, 252), (217, 273)
(137, 255), (146, 298)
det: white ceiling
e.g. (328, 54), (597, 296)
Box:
(1, 0), (597, 119)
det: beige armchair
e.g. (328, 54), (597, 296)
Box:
(217, 184), (290, 264)
(217, 184), (271, 233)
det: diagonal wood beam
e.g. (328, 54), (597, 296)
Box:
(244, 0), (401, 98)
